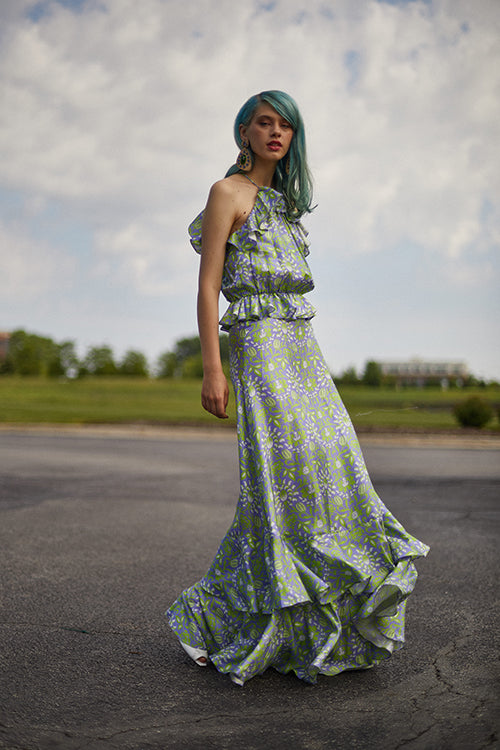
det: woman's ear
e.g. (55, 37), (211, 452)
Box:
(239, 123), (248, 142)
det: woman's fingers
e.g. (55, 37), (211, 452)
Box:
(202, 398), (228, 419)
(201, 392), (228, 419)
(201, 374), (229, 419)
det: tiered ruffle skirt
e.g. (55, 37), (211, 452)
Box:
(166, 318), (429, 684)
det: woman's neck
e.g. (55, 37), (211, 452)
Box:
(245, 162), (276, 188)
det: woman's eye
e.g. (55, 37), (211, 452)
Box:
(257, 119), (292, 129)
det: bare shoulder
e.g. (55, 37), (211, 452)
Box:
(204, 178), (239, 224)
(206, 175), (256, 233)
(208, 175), (249, 201)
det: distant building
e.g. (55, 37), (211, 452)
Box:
(379, 358), (468, 388)
(0, 332), (10, 362)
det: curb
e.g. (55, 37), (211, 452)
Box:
(1, 422), (500, 449)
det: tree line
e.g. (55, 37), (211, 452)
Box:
(0, 329), (494, 387)
(0, 330), (382, 381)
(0, 329), (228, 379)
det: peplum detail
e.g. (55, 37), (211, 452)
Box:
(188, 187), (315, 331)
(219, 292), (315, 332)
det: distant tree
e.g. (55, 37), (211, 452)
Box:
(174, 336), (202, 362)
(156, 351), (178, 378)
(0, 357), (13, 375)
(49, 340), (79, 377)
(0, 331), (80, 378)
(119, 350), (149, 377)
(182, 354), (204, 378)
(83, 345), (118, 376)
(156, 333), (229, 379)
(336, 366), (359, 385)
(4, 329), (60, 377)
(47, 355), (65, 378)
(362, 360), (382, 387)
(60, 341), (79, 374)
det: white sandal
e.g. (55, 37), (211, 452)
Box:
(230, 673), (244, 686)
(180, 640), (208, 667)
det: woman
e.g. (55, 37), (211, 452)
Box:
(166, 90), (429, 686)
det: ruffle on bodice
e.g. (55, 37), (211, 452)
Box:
(188, 189), (311, 257)
(188, 187), (315, 331)
(217, 291), (315, 331)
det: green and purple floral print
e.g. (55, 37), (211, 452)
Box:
(166, 187), (429, 685)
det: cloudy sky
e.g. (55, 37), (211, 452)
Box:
(0, 0), (499, 378)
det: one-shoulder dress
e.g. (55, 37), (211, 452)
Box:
(166, 186), (429, 685)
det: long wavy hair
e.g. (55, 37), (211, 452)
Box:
(225, 90), (314, 220)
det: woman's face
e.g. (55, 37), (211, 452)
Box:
(240, 103), (294, 164)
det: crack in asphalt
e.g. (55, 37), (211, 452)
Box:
(481, 732), (499, 748)
(0, 621), (141, 636)
(0, 724), (95, 750)
(390, 605), (499, 750)
(2, 609), (498, 748)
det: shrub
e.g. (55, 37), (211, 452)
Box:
(453, 397), (493, 428)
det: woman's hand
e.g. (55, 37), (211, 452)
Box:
(201, 370), (229, 419)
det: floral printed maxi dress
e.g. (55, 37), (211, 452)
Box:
(166, 186), (429, 685)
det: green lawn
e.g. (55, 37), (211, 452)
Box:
(0, 376), (499, 432)
(336, 384), (500, 430)
(0, 377), (214, 425)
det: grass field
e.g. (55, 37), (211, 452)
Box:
(1, 376), (499, 432)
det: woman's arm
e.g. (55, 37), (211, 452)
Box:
(197, 180), (239, 419)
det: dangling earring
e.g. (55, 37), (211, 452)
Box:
(236, 139), (252, 172)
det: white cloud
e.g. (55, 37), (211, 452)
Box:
(0, 0), (499, 375)
(0, 219), (75, 299)
(94, 214), (195, 295)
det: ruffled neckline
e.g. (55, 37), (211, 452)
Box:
(188, 187), (309, 258)
(227, 188), (288, 241)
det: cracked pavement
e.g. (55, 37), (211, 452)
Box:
(0, 428), (498, 750)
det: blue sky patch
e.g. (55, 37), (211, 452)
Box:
(376, 0), (431, 5)
(344, 50), (362, 89)
(27, 0), (88, 22)
(256, 1), (276, 12)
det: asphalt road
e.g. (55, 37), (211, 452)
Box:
(0, 427), (498, 750)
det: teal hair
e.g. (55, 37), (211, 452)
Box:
(225, 90), (314, 220)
